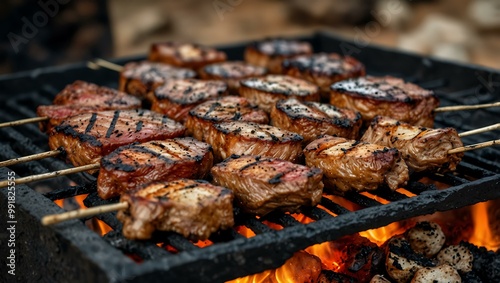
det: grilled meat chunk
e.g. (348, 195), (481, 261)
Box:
(271, 98), (362, 144)
(239, 75), (320, 112)
(244, 38), (313, 73)
(282, 53), (365, 100)
(199, 61), (267, 94)
(361, 116), (463, 172)
(304, 135), (409, 193)
(117, 179), (233, 240)
(48, 110), (186, 168)
(148, 42), (227, 70)
(205, 121), (303, 162)
(98, 137), (213, 199)
(330, 76), (439, 127)
(119, 61), (196, 100)
(150, 79), (227, 123)
(211, 155), (323, 215)
(185, 96), (269, 141)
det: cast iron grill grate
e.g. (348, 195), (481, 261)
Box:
(0, 32), (499, 282)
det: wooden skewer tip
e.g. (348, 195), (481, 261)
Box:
(42, 202), (129, 226)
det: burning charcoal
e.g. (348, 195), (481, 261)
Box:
(437, 245), (473, 273)
(370, 274), (391, 283)
(410, 264), (461, 283)
(406, 221), (446, 257)
(274, 251), (322, 283)
(317, 270), (356, 283)
(461, 241), (500, 282)
(385, 237), (436, 283)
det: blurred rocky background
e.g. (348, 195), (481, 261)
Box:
(0, 0), (499, 74)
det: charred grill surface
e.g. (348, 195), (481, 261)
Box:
(199, 61), (267, 94)
(151, 79), (228, 123)
(211, 155), (323, 215)
(330, 76), (439, 127)
(98, 137), (213, 199)
(271, 98), (362, 144)
(148, 42), (227, 70)
(239, 75), (320, 112)
(48, 109), (186, 168)
(304, 135), (409, 193)
(361, 116), (464, 173)
(118, 179), (234, 240)
(185, 96), (269, 141)
(244, 38), (313, 73)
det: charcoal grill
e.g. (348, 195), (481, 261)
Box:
(0, 31), (499, 282)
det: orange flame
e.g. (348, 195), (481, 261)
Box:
(469, 201), (500, 251)
(193, 239), (213, 248)
(359, 222), (406, 246)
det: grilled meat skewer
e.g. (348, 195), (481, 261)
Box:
(244, 38), (313, 74)
(270, 98), (362, 145)
(211, 155), (323, 215)
(330, 76), (439, 127)
(199, 61), (267, 94)
(304, 135), (409, 194)
(149, 42), (227, 70)
(118, 179), (233, 240)
(361, 116), (464, 173)
(98, 137), (213, 199)
(239, 75), (320, 112)
(48, 109), (186, 168)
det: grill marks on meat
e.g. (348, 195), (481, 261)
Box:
(239, 75), (320, 112)
(98, 137), (213, 199)
(361, 116), (463, 173)
(36, 81), (141, 131)
(148, 42), (227, 70)
(244, 38), (313, 73)
(119, 61), (196, 100)
(151, 79), (228, 123)
(330, 76), (439, 127)
(271, 98), (362, 144)
(117, 179), (233, 240)
(304, 135), (409, 193)
(185, 96), (269, 141)
(211, 155), (323, 215)
(282, 53), (365, 100)
(199, 61), (267, 94)
(206, 121), (303, 162)
(48, 110), (186, 168)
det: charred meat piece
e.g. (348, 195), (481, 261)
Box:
(361, 116), (463, 173)
(239, 75), (320, 112)
(117, 179), (234, 240)
(244, 38), (313, 73)
(185, 96), (269, 141)
(270, 98), (362, 144)
(205, 121), (303, 162)
(150, 79), (228, 123)
(98, 137), (213, 199)
(119, 61), (196, 100)
(304, 135), (409, 193)
(211, 155), (323, 215)
(48, 110), (186, 168)
(282, 53), (365, 100)
(199, 61), (267, 94)
(330, 76), (439, 127)
(148, 42), (227, 70)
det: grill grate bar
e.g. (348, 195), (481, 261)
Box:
(343, 191), (383, 207)
(371, 188), (409, 202)
(243, 218), (276, 234)
(103, 230), (171, 260)
(96, 212), (122, 231)
(319, 197), (351, 215)
(262, 212), (301, 228)
(164, 233), (199, 252)
(44, 183), (97, 201)
(456, 161), (496, 178)
(301, 206), (336, 220)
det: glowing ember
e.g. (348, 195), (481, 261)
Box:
(193, 239), (213, 248)
(94, 219), (113, 236)
(469, 201), (500, 251)
(235, 225), (256, 238)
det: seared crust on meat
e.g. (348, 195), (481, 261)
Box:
(150, 79), (228, 122)
(330, 76), (439, 127)
(185, 96), (269, 141)
(239, 75), (320, 112)
(117, 179), (233, 240)
(119, 61), (196, 100)
(206, 121), (303, 162)
(361, 116), (463, 172)
(270, 98), (362, 144)
(244, 38), (313, 73)
(98, 137), (213, 199)
(211, 155), (323, 215)
(199, 61), (267, 94)
(282, 53), (365, 100)
(304, 135), (409, 193)
(148, 42), (227, 69)
(48, 110), (186, 168)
